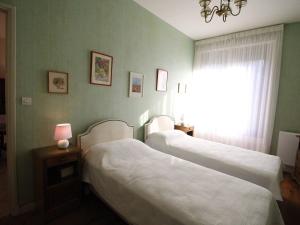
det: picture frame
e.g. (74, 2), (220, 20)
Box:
(90, 51), (113, 86)
(48, 71), (68, 94)
(156, 69), (168, 92)
(129, 72), (144, 97)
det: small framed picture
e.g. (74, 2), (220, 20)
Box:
(156, 69), (168, 92)
(48, 71), (68, 94)
(90, 51), (113, 86)
(129, 72), (144, 97)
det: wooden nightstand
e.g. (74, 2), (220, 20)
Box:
(33, 145), (82, 222)
(174, 124), (194, 136)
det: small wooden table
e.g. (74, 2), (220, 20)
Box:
(174, 124), (194, 136)
(33, 145), (82, 222)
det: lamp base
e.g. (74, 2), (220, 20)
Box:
(57, 139), (69, 149)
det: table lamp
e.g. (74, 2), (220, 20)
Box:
(54, 123), (72, 149)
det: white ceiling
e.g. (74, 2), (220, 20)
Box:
(133, 0), (300, 40)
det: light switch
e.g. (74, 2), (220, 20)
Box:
(22, 97), (32, 106)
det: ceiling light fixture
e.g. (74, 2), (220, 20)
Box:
(199, 0), (247, 23)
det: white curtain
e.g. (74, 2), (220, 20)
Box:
(188, 25), (283, 153)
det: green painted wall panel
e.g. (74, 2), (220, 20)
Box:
(271, 22), (300, 154)
(0, 0), (193, 204)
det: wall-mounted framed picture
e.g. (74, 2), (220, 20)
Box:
(90, 51), (113, 86)
(129, 72), (144, 97)
(48, 71), (68, 94)
(156, 69), (168, 92)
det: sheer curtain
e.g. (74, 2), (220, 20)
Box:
(188, 25), (283, 153)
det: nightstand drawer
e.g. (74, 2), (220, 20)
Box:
(46, 154), (78, 167)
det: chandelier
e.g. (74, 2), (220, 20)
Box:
(199, 0), (247, 23)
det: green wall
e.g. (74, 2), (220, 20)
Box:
(271, 22), (300, 154)
(1, 0), (298, 206)
(0, 0), (194, 204)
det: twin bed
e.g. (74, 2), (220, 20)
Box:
(145, 115), (283, 201)
(78, 119), (284, 225)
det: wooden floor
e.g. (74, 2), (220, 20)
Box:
(278, 173), (300, 225)
(0, 194), (127, 225)
(0, 174), (300, 225)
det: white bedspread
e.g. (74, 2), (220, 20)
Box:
(83, 138), (283, 225)
(145, 130), (283, 200)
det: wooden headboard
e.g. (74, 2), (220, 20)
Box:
(144, 115), (175, 140)
(78, 120), (134, 153)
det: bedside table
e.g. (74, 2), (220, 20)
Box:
(174, 124), (194, 136)
(33, 145), (82, 221)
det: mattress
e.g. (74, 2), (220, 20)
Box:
(145, 130), (283, 200)
(83, 138), (283, 225)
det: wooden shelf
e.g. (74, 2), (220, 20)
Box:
(46, 177), (81, 191)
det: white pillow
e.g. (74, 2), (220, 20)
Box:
(147, 130), (186, 145)
(159, 130), (186, 139)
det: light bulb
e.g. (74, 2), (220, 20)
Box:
(201, 6), (212, 17)
(234, 0), (247, 8)
(199, 0), (211, 7)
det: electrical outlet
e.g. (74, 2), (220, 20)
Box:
(21, 97), (32, 106)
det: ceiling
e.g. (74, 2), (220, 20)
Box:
(133, 0), (300, 40)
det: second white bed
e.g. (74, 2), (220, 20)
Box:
(145, 115), (283, 201)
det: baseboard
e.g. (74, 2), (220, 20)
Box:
(10, 202), (36, 216)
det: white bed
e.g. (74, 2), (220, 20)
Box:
(144, 115), (283, 201)
(78, 119), (283, 225)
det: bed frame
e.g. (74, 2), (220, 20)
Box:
(144, 115), (174, 140)
(77, 120), (134, 153)
(77, 119), (134, 224)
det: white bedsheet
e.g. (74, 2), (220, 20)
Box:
(145, 131), (283, 200)
(83, 138), (283, 225)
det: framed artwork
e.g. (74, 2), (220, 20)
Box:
(129, 72), (144, 97)
(90, 51), (113, 86)
(156, 69), (168, 92)
(48, 71), (68, 94)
